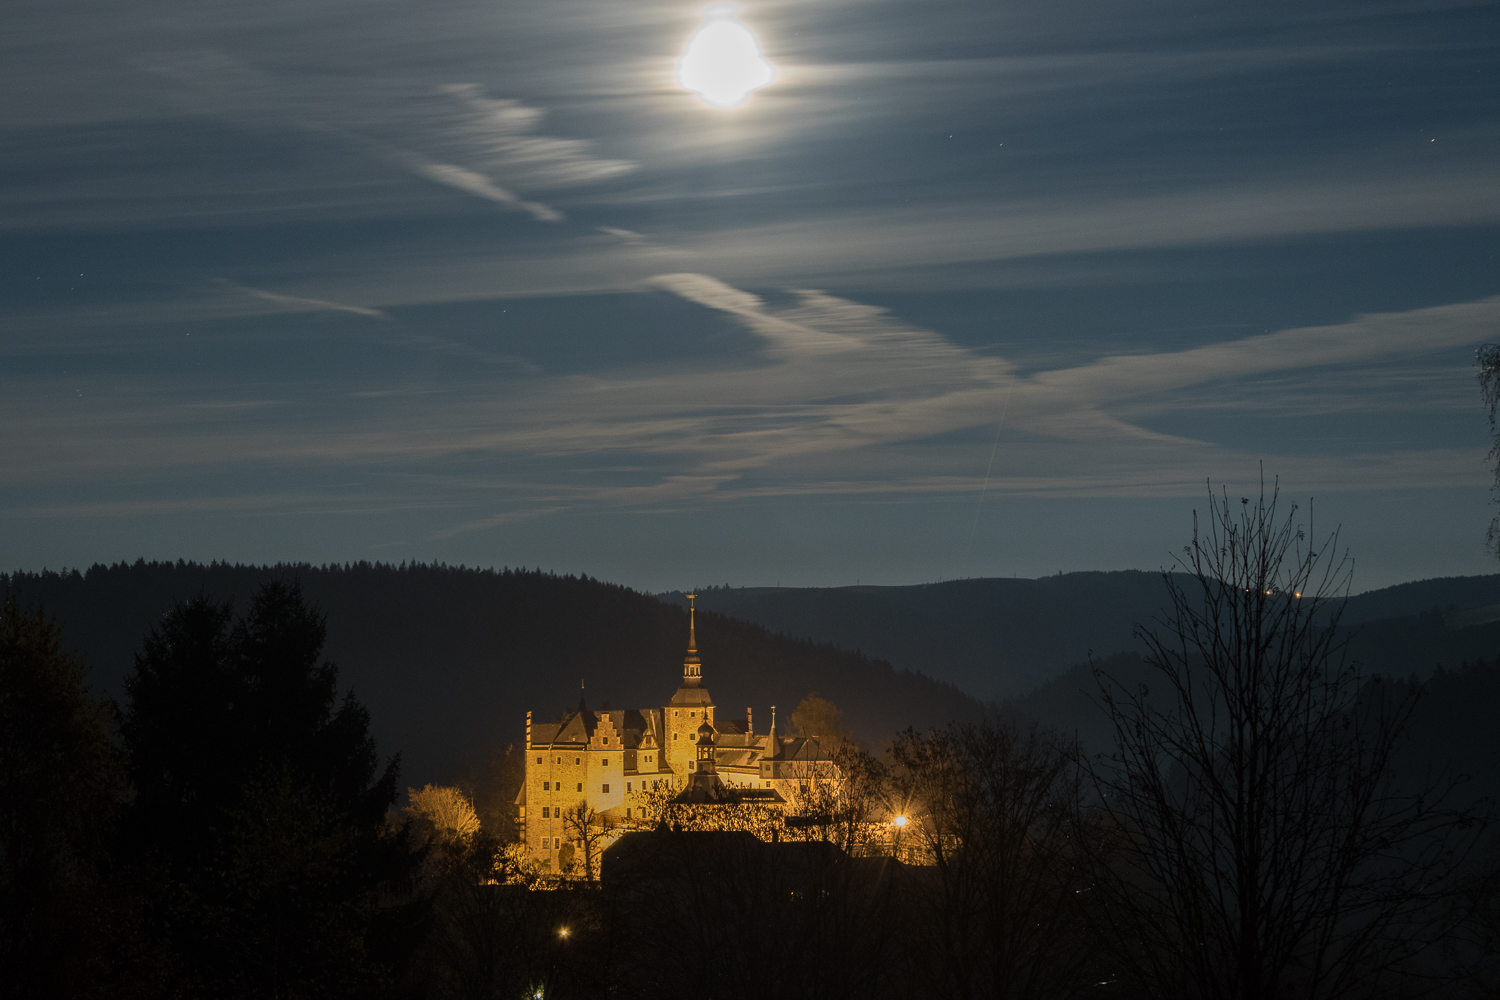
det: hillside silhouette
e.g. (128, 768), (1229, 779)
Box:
(1, 561), (984, 788)
(666, 572), (1500, 701)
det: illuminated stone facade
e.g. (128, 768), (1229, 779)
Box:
(516, 597), (834, 868)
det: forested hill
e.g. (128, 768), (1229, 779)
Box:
(665, 571), (1500, 702)
(664, 573), (1176, 702)
(1, 561), (984, 789)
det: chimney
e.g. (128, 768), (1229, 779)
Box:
(747, 707), (754, 736)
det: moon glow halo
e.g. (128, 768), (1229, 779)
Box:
(677, 6), (775, 108)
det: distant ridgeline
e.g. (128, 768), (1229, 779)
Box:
(666, 571), (1500, 702)
(0, 561), (984, 789)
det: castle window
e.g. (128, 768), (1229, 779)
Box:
(575, 757), (581, 765)
(602, 759), (608, 766)
(542, 807), (549, 818)
(673, 733), (679, 741)
(536, 756), (542, 764)
(689, 711), (695, 717)
(688, 761), (695, 771)
(543, 781), (550, 791)
(576, 783), (583, 792)
(764, 781), (771, 788)
(625, 807), (631, 819)
(603, 737), (609, 745)
(627, 781), (632, 791)
(602, 784), (609, 793)
(542, 837), (550, 848)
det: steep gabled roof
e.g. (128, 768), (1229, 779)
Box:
(530, 722), (563, 746)
(781, 736), (830, 762)
(554, 708), (594, 744)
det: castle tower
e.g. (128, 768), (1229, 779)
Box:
(694, 719), (717, 774)
(682, 594), (702, 687)
(682, 717), (720, 798)
(666, 593), (714, 780)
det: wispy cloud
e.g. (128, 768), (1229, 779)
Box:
(135, 52), (632, 224)
(407, 159), (564, 222)
(220, 280), (390, 319)
(11, 277), (1490, 513)
(425, 84), (635, 190)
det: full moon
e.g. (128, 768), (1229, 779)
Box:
(677, 6), (775, 108)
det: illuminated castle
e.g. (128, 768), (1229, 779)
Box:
(516, 595), (832, 867)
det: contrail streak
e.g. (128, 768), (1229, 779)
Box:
(968, 386), (1013, 547)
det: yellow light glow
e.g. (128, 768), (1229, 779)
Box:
(677, 5), (774, 108)
(558, 926), (570, 939)
(894, 815), (908, 827)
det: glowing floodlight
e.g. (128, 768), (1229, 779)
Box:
(894, 815), (909, 828)
(678, 5), (774, 108)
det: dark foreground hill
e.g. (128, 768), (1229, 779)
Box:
(666, 572), (1500, 702)
(1004, 650), (1500, 811)
(1, 561), (984, 789)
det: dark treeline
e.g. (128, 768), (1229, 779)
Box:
(5, 487), (1500, 998)
(0, 560), (986, 787)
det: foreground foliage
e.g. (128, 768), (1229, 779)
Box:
(1086, 481), (1481, 1000)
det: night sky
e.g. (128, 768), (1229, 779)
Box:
(4, 0), (1498, 592)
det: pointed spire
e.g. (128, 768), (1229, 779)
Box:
(682, 592), (702, 686)
(765, 704), (781, 760)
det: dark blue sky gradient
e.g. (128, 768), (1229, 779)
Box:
(3, 0), (1498, 591)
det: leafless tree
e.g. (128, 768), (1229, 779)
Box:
(1087, 477), (1473, 1000)
(889, 722), (1091, 1000)
(560, 803), (611, 881)
(405, 784), (480, 847)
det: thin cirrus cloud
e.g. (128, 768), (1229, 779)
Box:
(138, 51), (633, 224)
(406, 160), (564, 222)
(2, 275), (1492, 534)
(431, 278), (1496, 533)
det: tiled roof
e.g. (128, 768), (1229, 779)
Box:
(668, 685), (714, 707)
(715, 749), (755, 768)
